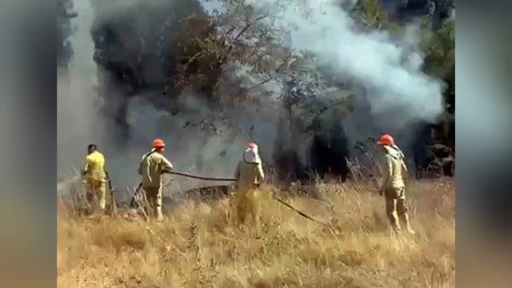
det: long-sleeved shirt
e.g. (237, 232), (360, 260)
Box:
(380, 145), (407, 190)
(82, 151), (106, 182)
(138, 150), (174, 187)
(235, 160), (265, 189)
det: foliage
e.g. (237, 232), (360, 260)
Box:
(422, 19), (455, 77)
(352, 0), (455, 151)
(174, 0), (323, 104)
(89, 0), (455, 176)
(349, 0), (404, 33)
(422, 19), (455, 148)
(376, 0), (454, 28)
(91, 0), (209, 96)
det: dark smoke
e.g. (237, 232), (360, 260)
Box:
(90, 0), (212, 146)
(88, 0), (351, 183)
(81, 0), (454, 190)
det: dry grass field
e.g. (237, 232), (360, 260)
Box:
(57, 180), (455, 288)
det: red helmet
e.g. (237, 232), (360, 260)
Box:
(152, 139), (166, 148)
(377, 134), (394, 146)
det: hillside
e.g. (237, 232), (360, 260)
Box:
(57, 179), (455, 287)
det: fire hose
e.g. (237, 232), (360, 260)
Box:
(105, 171), (117, 214)
(128, 171), (329, 226)
(129, 171), (236, 208)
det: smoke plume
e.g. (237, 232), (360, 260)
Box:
(57, 0), (99, 189)
(58, 0), (449, 198)
(58, 0), (284, 197)
(250, 0), (445, 163)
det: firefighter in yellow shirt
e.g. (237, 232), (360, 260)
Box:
(81, 144), (107, 213)
(234, 142), (265, 231)
(377, 134), (414, 234)
(138, 139), (174, 221)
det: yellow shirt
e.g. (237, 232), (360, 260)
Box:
(82, 151), (106, 182)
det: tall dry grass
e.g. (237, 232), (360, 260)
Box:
(57, 180), (455, 288)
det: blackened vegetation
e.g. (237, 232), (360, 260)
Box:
(413, 124), (454, 178)
(272, 116), (351, 183)
(308, 112), (351, 181)
(272, 127), (305, 182)
(91, 0), (219, 143)
(381, 0), (454, 28)
(310, 135), (350, 181)
(349, 0), (455, 179)
(382, 0), (455, 177)
(89, 0), (454, 183)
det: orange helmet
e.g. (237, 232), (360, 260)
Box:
(377, 134), (394, 146)
(152, 139), (166, 148)
(248, 142), (258, 149)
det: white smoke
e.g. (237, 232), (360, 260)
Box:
(58, 0), (450, 195)
(120, 92), (281, 194)
(258, 0), (444, 121)
(246, 0), (445, 163)
(57, 0), (285, 198)
(57, 0), (101, 187)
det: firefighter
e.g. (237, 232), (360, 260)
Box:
(377, 134), (415, 234)
(234, 142), (265, 232)
(138, 139), (174, 221)
(81, 144), (107, 213)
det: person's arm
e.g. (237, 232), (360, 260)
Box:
(160, 156), (174, 173)
(379, 156), (392, 195)
(81, 157), (89, 176)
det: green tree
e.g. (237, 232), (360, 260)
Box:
(353, 0), (455, 149)
(422, 19), (455, 77)
(422, 19), (455, 149)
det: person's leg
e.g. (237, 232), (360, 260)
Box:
(250, 189), (261, 234)
(235, 189), (248, 225)
(144, 187), (157, 219)
(385, 196), (400, 232)
(97, 180), (107, 212)
(90, 180), (104, 214)
(396, 188), (414, 234)
(85, 180), (95, 213)
(155, 186), (163, 221)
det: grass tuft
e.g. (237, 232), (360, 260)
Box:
(57, 180), (455, 288)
